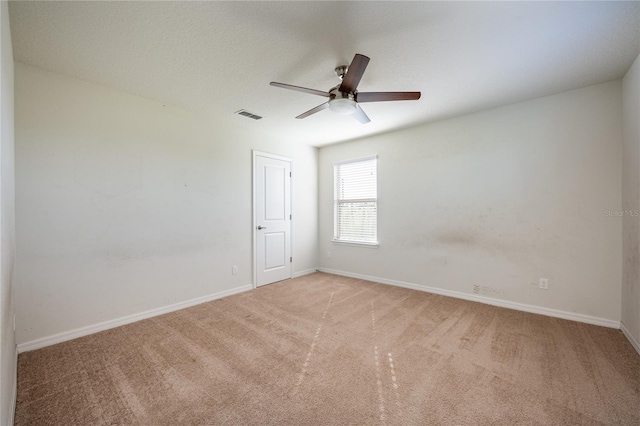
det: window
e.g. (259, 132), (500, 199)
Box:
(333, 156), (378, 245)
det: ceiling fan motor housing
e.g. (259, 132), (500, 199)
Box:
(330, 87), (354, 99)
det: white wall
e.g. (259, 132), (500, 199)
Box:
(15, 63), (318, 346)
(622, 53), (640, 352)
(0, 1), (16, 423)
(319, 81), (622, 323)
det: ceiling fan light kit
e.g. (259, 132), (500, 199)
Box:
(329, 98), (357, 115)
(270, 54), (421, 124)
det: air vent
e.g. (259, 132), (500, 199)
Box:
(235, 110), (263, 120)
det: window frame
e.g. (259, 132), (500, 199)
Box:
(332, 155), (379, 247)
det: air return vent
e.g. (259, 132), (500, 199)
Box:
(235, 110), (263, 120)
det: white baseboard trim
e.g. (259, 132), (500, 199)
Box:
(17, 284), (253, 353)
(293, 268), (317, 278)
(620, 321), (640, 356)
(317, 268), (620, 329)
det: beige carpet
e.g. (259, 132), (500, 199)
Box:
(15, 272), (640, 425)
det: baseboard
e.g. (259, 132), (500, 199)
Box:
(293, 268), (318, 278)
(317, 268), (620, 329)
(17, 284), (253, 353)
(620, 321), (640, 356)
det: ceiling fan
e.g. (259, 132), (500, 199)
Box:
(270, 54), (421, 124)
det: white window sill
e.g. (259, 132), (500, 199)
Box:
(332, 239), (379, 248)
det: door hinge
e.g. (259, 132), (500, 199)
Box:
(290, 214), (292, 220)
(289, 172), (292, 177)
(290, 257), (292, 263)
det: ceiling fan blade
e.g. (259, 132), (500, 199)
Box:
(352, 104), (371, 124)
(270, 82), (330, 98)
(296, 102), (329, 119)
(339, 54), (370, 93)
(356, 92), (421, 103)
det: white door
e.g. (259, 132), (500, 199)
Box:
(254, 152), (292, 287)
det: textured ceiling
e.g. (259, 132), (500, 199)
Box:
(8, 1), (640, 147)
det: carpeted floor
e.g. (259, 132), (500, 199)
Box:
(15, 272), (640, 425)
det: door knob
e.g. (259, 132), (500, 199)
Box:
(257, 225), (267, 230)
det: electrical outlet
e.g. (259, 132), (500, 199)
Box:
(327, 251), (332, 259)
(232, 265), (238, 275)
(539, 278), (548, 290)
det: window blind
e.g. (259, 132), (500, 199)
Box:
(334, 156), (377, 244)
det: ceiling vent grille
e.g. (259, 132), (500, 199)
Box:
(235, 110), (263, 120)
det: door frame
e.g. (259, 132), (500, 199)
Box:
(252, 150), (293, 288)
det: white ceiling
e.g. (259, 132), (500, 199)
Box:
(8, 1), (640, 147)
